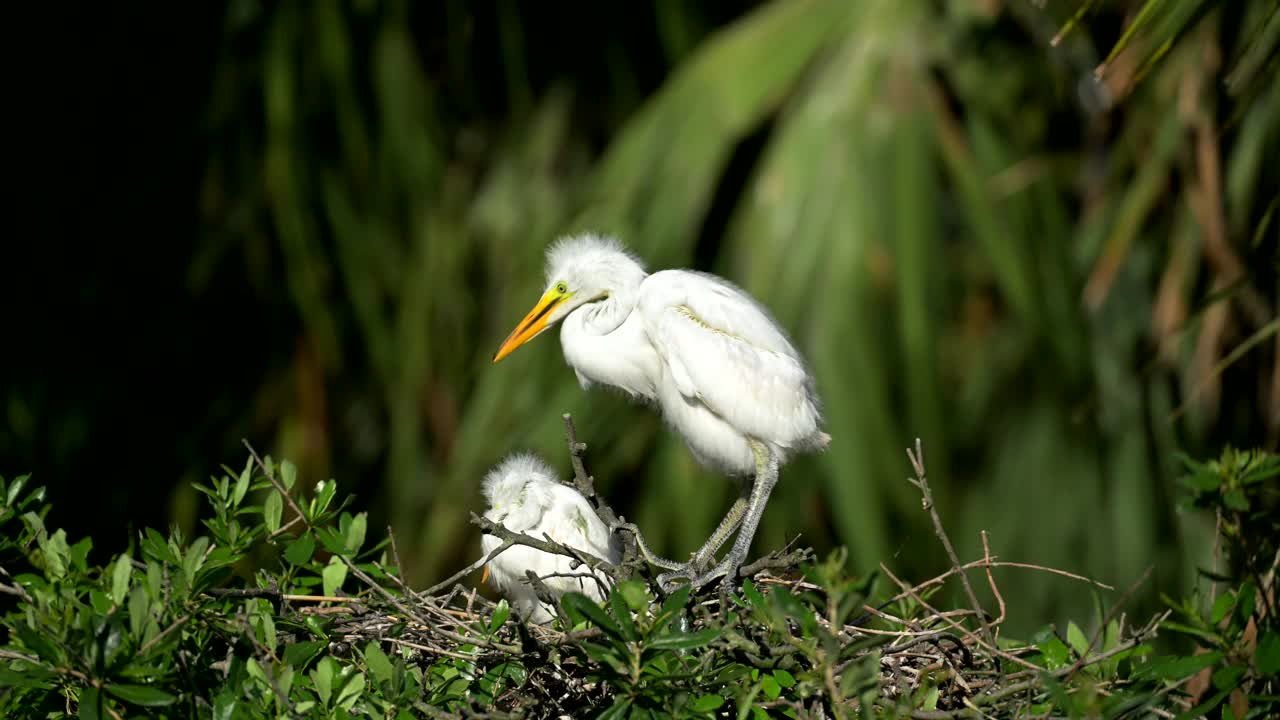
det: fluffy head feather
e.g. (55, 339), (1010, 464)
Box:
(544, 233), (647, 293)
(481, 452), (558, 512)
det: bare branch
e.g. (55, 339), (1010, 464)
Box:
(470, 512), (619, 581)
(906, 439), (995, 651)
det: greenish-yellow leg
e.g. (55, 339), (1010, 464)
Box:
(657, 441), (776, 592)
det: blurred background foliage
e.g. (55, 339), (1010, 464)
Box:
(4, 0), (1277, 639)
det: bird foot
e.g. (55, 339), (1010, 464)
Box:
(656, 556), (743, 595)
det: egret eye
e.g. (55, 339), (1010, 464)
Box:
(555, 282), (568, 295)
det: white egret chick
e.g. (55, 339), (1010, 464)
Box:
(479, 453), (622, 624)
(492, 234), (829, 591)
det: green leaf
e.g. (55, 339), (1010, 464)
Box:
(78, 686), (101, 720)
(364, 641), (394, 685)
(561, 592), (624, 641)
(597, 698), (631, 720)
(610, 589), (640, 642)
(773, 669), (796, 688)
(323, 556), (348, 597)
(249, 605), (277, 650)
(1133, 651), (1223, 682)
(105, 684), (177, 707)
(1036, 634), (1071, 670)
(760, 673), (781, 700)
(741, 578), (765, 610)
(616, 580), (652, 613)
(6, 473), (29, 506)
(769, 587), (815, 633)
(284, 534), (316, 565)
(312, 479), (338, 519)
(1210, 592), (1235, 625)
(336, 671), (365, 709)
(653, 583), (692, 630)
(344, 512), (367, 555)
(234, 456), (253, 506)
(70, 536), (93, 572)
(648, 627), (720, 650)
(212, 687), (237, 720)
(281, 459), (298, 490)
(264, 490), (283, 534)
(1223, 489), (1249, 511)
(1256, 630), (1280, 674)
(111, 553), (132, 606)
(1066, 620), (1089, 658)
(38, 528), (70, 579)
(283, 640), (326, 667)
(183, 536), (210, 580)
(691, 694), (725, 712)
(1211, 663), (1246, 691)
(312, 657), (336, 706)
(16, 623), (61, 663)
(489, 599), (511, 634)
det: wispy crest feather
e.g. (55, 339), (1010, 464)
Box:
(544, 233), (646, 287)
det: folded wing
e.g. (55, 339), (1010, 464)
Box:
(639, 270), (823, 449)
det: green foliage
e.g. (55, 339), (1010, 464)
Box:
(0, 460), (407, 719)
(2, 444), (1278, 717)
(1144, 447), (1280, 718)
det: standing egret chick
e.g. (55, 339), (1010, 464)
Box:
(479, 453), (621, 624)
(492, 234), (829, 592)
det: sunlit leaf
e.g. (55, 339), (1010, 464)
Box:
(110, 553), (131, 606)
(264, 491), (283, 534)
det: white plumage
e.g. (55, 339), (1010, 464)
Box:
(479, 453), (621, 624)
(493, 234), (829, 591)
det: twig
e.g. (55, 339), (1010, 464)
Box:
(532, 570), (613, 600)
(341, 556), (521, 654)
(980, 532), (1006, 626)
(383, 636), (488, 663)
(424, 539), (515, 597)
(0, 564), (34, 603)
(880, 563), (1042, 674)
(905, 439), (995, 651)
(563, 413), (636, 565)
(740, 547), (815, 577)
(882, 632), (974, 668)
(1063, 565), (1153, 681)
(137, 613), (193, 655)
(242, 439), (310, 530)
(470, 513), (619, 580)
(523, 569), (569, 626)
(0, 649), (42, 665)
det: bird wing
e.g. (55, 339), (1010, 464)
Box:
(535, 486), (617, 601)
(543, 485), (620, 564)
(640, 270), (822, 447)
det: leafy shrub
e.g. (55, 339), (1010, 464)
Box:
(1, 443), (1276, 718)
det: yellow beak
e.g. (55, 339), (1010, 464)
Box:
(481, 564), (490, 584)
(493, 289), (567, 363)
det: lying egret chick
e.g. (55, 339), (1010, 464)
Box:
(493, 234), (830, 592)
(479, 453), (621, 624)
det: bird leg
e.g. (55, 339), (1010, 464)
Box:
(702, 441), (779, 591)
(687, 494), (748, 570)
(656, 441), (778, 592)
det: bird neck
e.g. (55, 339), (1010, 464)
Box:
(560, 280), (659, 399)
(571, 282), (641, 336)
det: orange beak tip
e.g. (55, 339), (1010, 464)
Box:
(481, 565), (490, 584)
